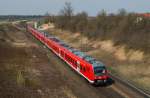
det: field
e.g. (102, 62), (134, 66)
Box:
(0, 24), (130, 98)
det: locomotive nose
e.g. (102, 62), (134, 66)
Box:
(94, 75), (109, 85)
(95, 75), (109, 80)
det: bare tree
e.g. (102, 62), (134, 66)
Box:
(75, 11), (88, 32)
(60, 2), (73, 19)
(56, 2), (74, 29)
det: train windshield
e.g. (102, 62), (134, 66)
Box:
(94, 66), (105, 76)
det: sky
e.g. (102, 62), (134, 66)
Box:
(0, 0), (150, 16)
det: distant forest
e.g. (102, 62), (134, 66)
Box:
(0, 15), (43, 21)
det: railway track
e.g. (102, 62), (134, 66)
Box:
(110, 74), (150, 98)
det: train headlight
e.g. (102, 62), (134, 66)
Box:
(102, 70), (107, 74)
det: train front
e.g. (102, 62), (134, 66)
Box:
(92, 62), (109, 85)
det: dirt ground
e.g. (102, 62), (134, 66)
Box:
(0, 24), (128, 98)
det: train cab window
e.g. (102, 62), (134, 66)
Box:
(94, 66), (105, 76)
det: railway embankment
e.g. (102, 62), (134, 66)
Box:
(46, 28), (150, 94)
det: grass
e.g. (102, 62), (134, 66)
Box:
(16, 70), (25, 86)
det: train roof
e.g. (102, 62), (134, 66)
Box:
(43, 32), (105, 68)
(73, 51), (86, 59)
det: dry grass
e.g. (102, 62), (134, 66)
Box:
(114, 63), (150, 91)
(62, 87), (77, 98)
(0, 24), (41, 98)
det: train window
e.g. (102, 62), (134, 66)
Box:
(80, 66), (82, 71)
(68, 47), (75, 52)
(83, 67), (86, 72)
(74, 61), (77, 67)
(45, 34), (49, 37)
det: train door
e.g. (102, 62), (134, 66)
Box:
(77, 61), (80, 72)
(58, 48), (61, 56)
(60, 50), (63, 57)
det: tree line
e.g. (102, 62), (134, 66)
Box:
(43, 2), (150, 53)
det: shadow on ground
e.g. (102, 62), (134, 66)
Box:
(93, 78), (115, 87)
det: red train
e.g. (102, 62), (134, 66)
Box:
(27, 26), (109, 85)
